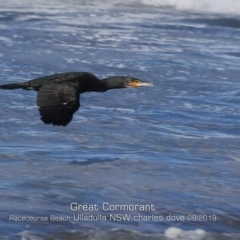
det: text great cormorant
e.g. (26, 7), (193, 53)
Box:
(0, 72), (153, 126)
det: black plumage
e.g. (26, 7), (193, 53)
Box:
(0, 72), (153, 126)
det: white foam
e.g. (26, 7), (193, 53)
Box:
(139, 0), (240, 15)
(165, 227), (183, 238)
(82, 0), (240, 15)
(3, 0), (240, 15)
(229, 155), (240, 162)
(19, 230), (45, 240)
(164, 227), (206, 239)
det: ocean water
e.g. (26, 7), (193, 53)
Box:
(0, 0), (240, 239)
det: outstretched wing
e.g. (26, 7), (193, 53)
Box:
(36, 83), (80, 126)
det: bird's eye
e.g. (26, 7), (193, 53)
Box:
(134, 80), (140, 83)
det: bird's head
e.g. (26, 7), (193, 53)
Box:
(102, 76), (154, 90)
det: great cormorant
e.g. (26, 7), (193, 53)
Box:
(0, 72), (153, 126)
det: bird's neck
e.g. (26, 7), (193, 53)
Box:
(79, 78), (108, 93)
(79, 77), (125, 93)
(101, 77), (125, 91)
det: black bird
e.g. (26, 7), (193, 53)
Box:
(0, 72), (153, 126)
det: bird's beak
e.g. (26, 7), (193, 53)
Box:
(127, 81), (154, 88)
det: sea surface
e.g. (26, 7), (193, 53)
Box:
(0, 0), (240, 239)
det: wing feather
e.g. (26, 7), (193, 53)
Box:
(37, 83), (80, 126)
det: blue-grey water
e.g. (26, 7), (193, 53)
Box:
(0, 0), (240, 239)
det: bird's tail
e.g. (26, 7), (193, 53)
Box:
(0, 82), (28, 90)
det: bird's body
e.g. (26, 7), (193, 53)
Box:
(0, 72), (104, 92)
(0, 72), (153, 126)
